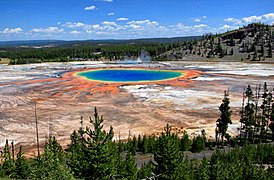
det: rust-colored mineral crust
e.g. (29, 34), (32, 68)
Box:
(1, 62), (274, 157)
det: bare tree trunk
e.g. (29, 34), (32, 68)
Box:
(240, 88), (245, 142)
(11, 141), (15, 162)
(254, 84), (260, 143)
(35, 101), (40, 159)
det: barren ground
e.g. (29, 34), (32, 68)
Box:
(1, 61), (274, 157)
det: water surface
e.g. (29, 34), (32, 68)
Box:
(77, 69), (183, 82)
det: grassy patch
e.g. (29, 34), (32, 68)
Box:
(0, 58), (10, 64)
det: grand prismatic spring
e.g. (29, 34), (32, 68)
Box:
(76, 69), (184, 83)
(1, 61), (274, 156)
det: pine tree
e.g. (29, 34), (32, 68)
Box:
(137, 161), (155, 179)
(260, 82), (272, 140)
(118, 153), (138, 179)
(30, 136), (74, 179)
(240, 85), (256, 140)
(154, 124), (187, 179)
(68, 130), (87, 178)
(81, 107), (118, 179)
(0, 140), (15, 178)
(44, 136), (63, 159)
(137, 134), (142, 152)
(13, 146), (30, 179)
(128, 135), (137, 155)
(181, 131), (192, 151)
(196, 157), (210, 180)
(216, 90), (232, 146)
(148, 135), (157, 153)
(117, 134), (124, 153)
(260, 41), (264, 57)
(67, 108), (120, 179)
(142, 135), (149, 154)
(192, 135), (206, 153)
(269, 103), (274, 141)
(267, 42), (272, 58)
(210, 149), (228, 179)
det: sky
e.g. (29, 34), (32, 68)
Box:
(0, 0), (274, 41)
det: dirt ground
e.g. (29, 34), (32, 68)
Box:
(1, 61), (274, 157)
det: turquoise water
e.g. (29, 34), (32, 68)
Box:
(77, 69), (182, 82)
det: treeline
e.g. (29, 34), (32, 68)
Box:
(0, 43), (175, 64)
(238, 83), (274, 142)
(1, 107), (274, 179)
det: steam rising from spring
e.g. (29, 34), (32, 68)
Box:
(117, 50), (151, 64)
(137, 50), (151, 62)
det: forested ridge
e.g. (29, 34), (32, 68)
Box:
(1, 84), (274, 179)
(1, 23), (273, 64)
(161, 23), (274, 61)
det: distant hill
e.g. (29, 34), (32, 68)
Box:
(0, 40), (67, 47)
(0, 36), (202, 48)
(158, 23), (274, 61)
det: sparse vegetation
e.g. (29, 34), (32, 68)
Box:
(159, 23), (274, 61)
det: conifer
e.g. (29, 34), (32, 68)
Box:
(216, 90), (232, 145)
(154, 124), (186, 179)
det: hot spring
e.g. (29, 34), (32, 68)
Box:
(76, 69), (184, 83)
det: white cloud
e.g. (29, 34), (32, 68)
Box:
(172, 23), (191, 30)
(70, 30), (81, 34)
(242, 13), (274, 23)
(125, 20), (160, 31)
(220, 24), (235, 30)
(102, 21), (117, 26)
(96, 31), (108, 35)
(129, 24), (141, 29)
(264, 13), (274, 20)
(63, 22), (85, 28)
(224, 13), (274, 25)
(92, 24), (101, 29)
(194, 24), (208, 28)
(2, 27), (23, 34)
(224, 18), (242, 24)
(31, 27), (64, 33)
(194, 16), (207, 22)
(242, 16), (262, 23)
(127, 20), (159, 26)
(117, 17), (129, 21)
(194, 18), (201, 22)
(84, 6), (96, 11)
(218, 24), (239, 31)
(222, 24), (232, 29)
(82, 19), (163, 36)
(108, 12), (115, 16)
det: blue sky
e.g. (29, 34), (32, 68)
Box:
(0, 0), (274, 41)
